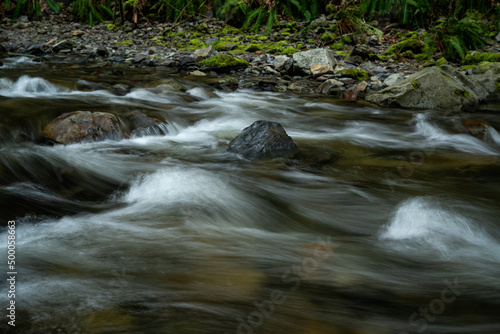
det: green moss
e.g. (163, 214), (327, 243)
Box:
(282, 47), (299, 55)
(463, 52), (500, 65)
(341, 35), (352, 44)
(415, 53), (430, 61)
(461, 61), (500, 74)
(384, 34), (430, 56)
(411, 80), (420, 88)
(337, 68), (369, 81)
(188, 39), (208, 48)
(214, 42), (238, 51)
(326, 4), (335, 14)
(119, 40), (133, 45)
(454, 89), (473, 98)
(384, 91), (394, 95)
(245, 44), (262, 52)
(401, 50), (415, 59)
(335, 50), (348, 57)
(107, 24), (115, 31)
(221, 26), (239, 35)
(320, 32), (335, 44)
(199, 54), (248, 71)
(435, 57), (448, 66)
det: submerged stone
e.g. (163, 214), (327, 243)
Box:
(228, 120), (299, 160)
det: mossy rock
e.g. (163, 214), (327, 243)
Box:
(199, 54), (248, 73)
(384, 34), (430, 56)
(320, 32), (335, 44)
(245, 44), (263, 52)
(282, 47), (299, 55)
(461, 61), (500, 74)
(436, 57), (448, 66)
(337, 68), (369, 81)
(463, 52), (500, 65)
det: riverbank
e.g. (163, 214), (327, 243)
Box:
(1, 13), (500, 102)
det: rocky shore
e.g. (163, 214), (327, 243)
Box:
(1, 13), (499, 109)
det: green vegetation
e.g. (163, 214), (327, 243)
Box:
(199, 54), (248, 71)
(411, 80), (420, 88)
(3, 0), (59, 19)
(1, 0), (497, 65)
(463, 52), (500, 65)
(337, 68), (370, 81)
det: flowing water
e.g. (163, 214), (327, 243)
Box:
(1, 56), (500, 334)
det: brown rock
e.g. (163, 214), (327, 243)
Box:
(44, 111), (120, 144)
(72, 29), (84, 37)
(310, 64), (334, 78)
(461, 119), (497, 143)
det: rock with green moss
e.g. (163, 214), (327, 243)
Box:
(463, 52), (500, 65)
(199, 54), (249, 73)
(320, 32), (335, 44)
(337, 67), (369, 81)
(384, 34), (430, 56)
(436, 57), (448, 66)
(366, 65), (489, 112)
(214, 42), (238, 52)
(466, 63), (500, 94)
(245, 44), (262, 52)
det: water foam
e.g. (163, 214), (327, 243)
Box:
(0, 76), (65, 97)
(380, 197), (499, 259)
(413, 114), (499, 155)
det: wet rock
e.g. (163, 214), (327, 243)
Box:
(52, 40), (73, 53)
(27, 44), (44, 55)
(44, 111), (121, 144)
(122, 111), (166, 136)
(292, 48), (337, 76)
(228, 120), (299, 160)
(343, 81), (368, 101)
(316, 79), (344, 95)
(190, 70), (207, 76)
(145, 79), (186, 92)
(366, 65), (489, 112)
(349, 44), (371, 61)
(456, 119), (499, 144)
(179, 55), (195, 67)
(72, 29), (84, 37)
(132, 55), (146, 63)
(193, 45), (217, 62)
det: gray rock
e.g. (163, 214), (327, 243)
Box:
(316, 79), (344, 95)
(292, 48), (336, 76)
(384, 73), (404, 87)
(496, 32), (500, 42)
(366, 65), (489, 112)
(193, 45), (217, 62)
(469, 70), (500, 95)
(228, 120), (299, 160)
(44, 111), (121, 144)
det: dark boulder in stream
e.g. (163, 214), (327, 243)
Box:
(228, 120), (299, 159)
(44, 111), (121, 144)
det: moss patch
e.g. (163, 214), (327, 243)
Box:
(411, 80), (420, 88)
(199, 54), (248, 72)
(384, 33), (430, 56)
(453, 89), (473, 98)
(245, 44), (263, 52)
(337, 68), (369, 81)
(320, 32), (335, 44)
(463, 52), (500, 65)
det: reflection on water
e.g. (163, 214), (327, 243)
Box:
(0, 58), (500, 333)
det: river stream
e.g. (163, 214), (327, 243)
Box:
(1, 56), (500, 334)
